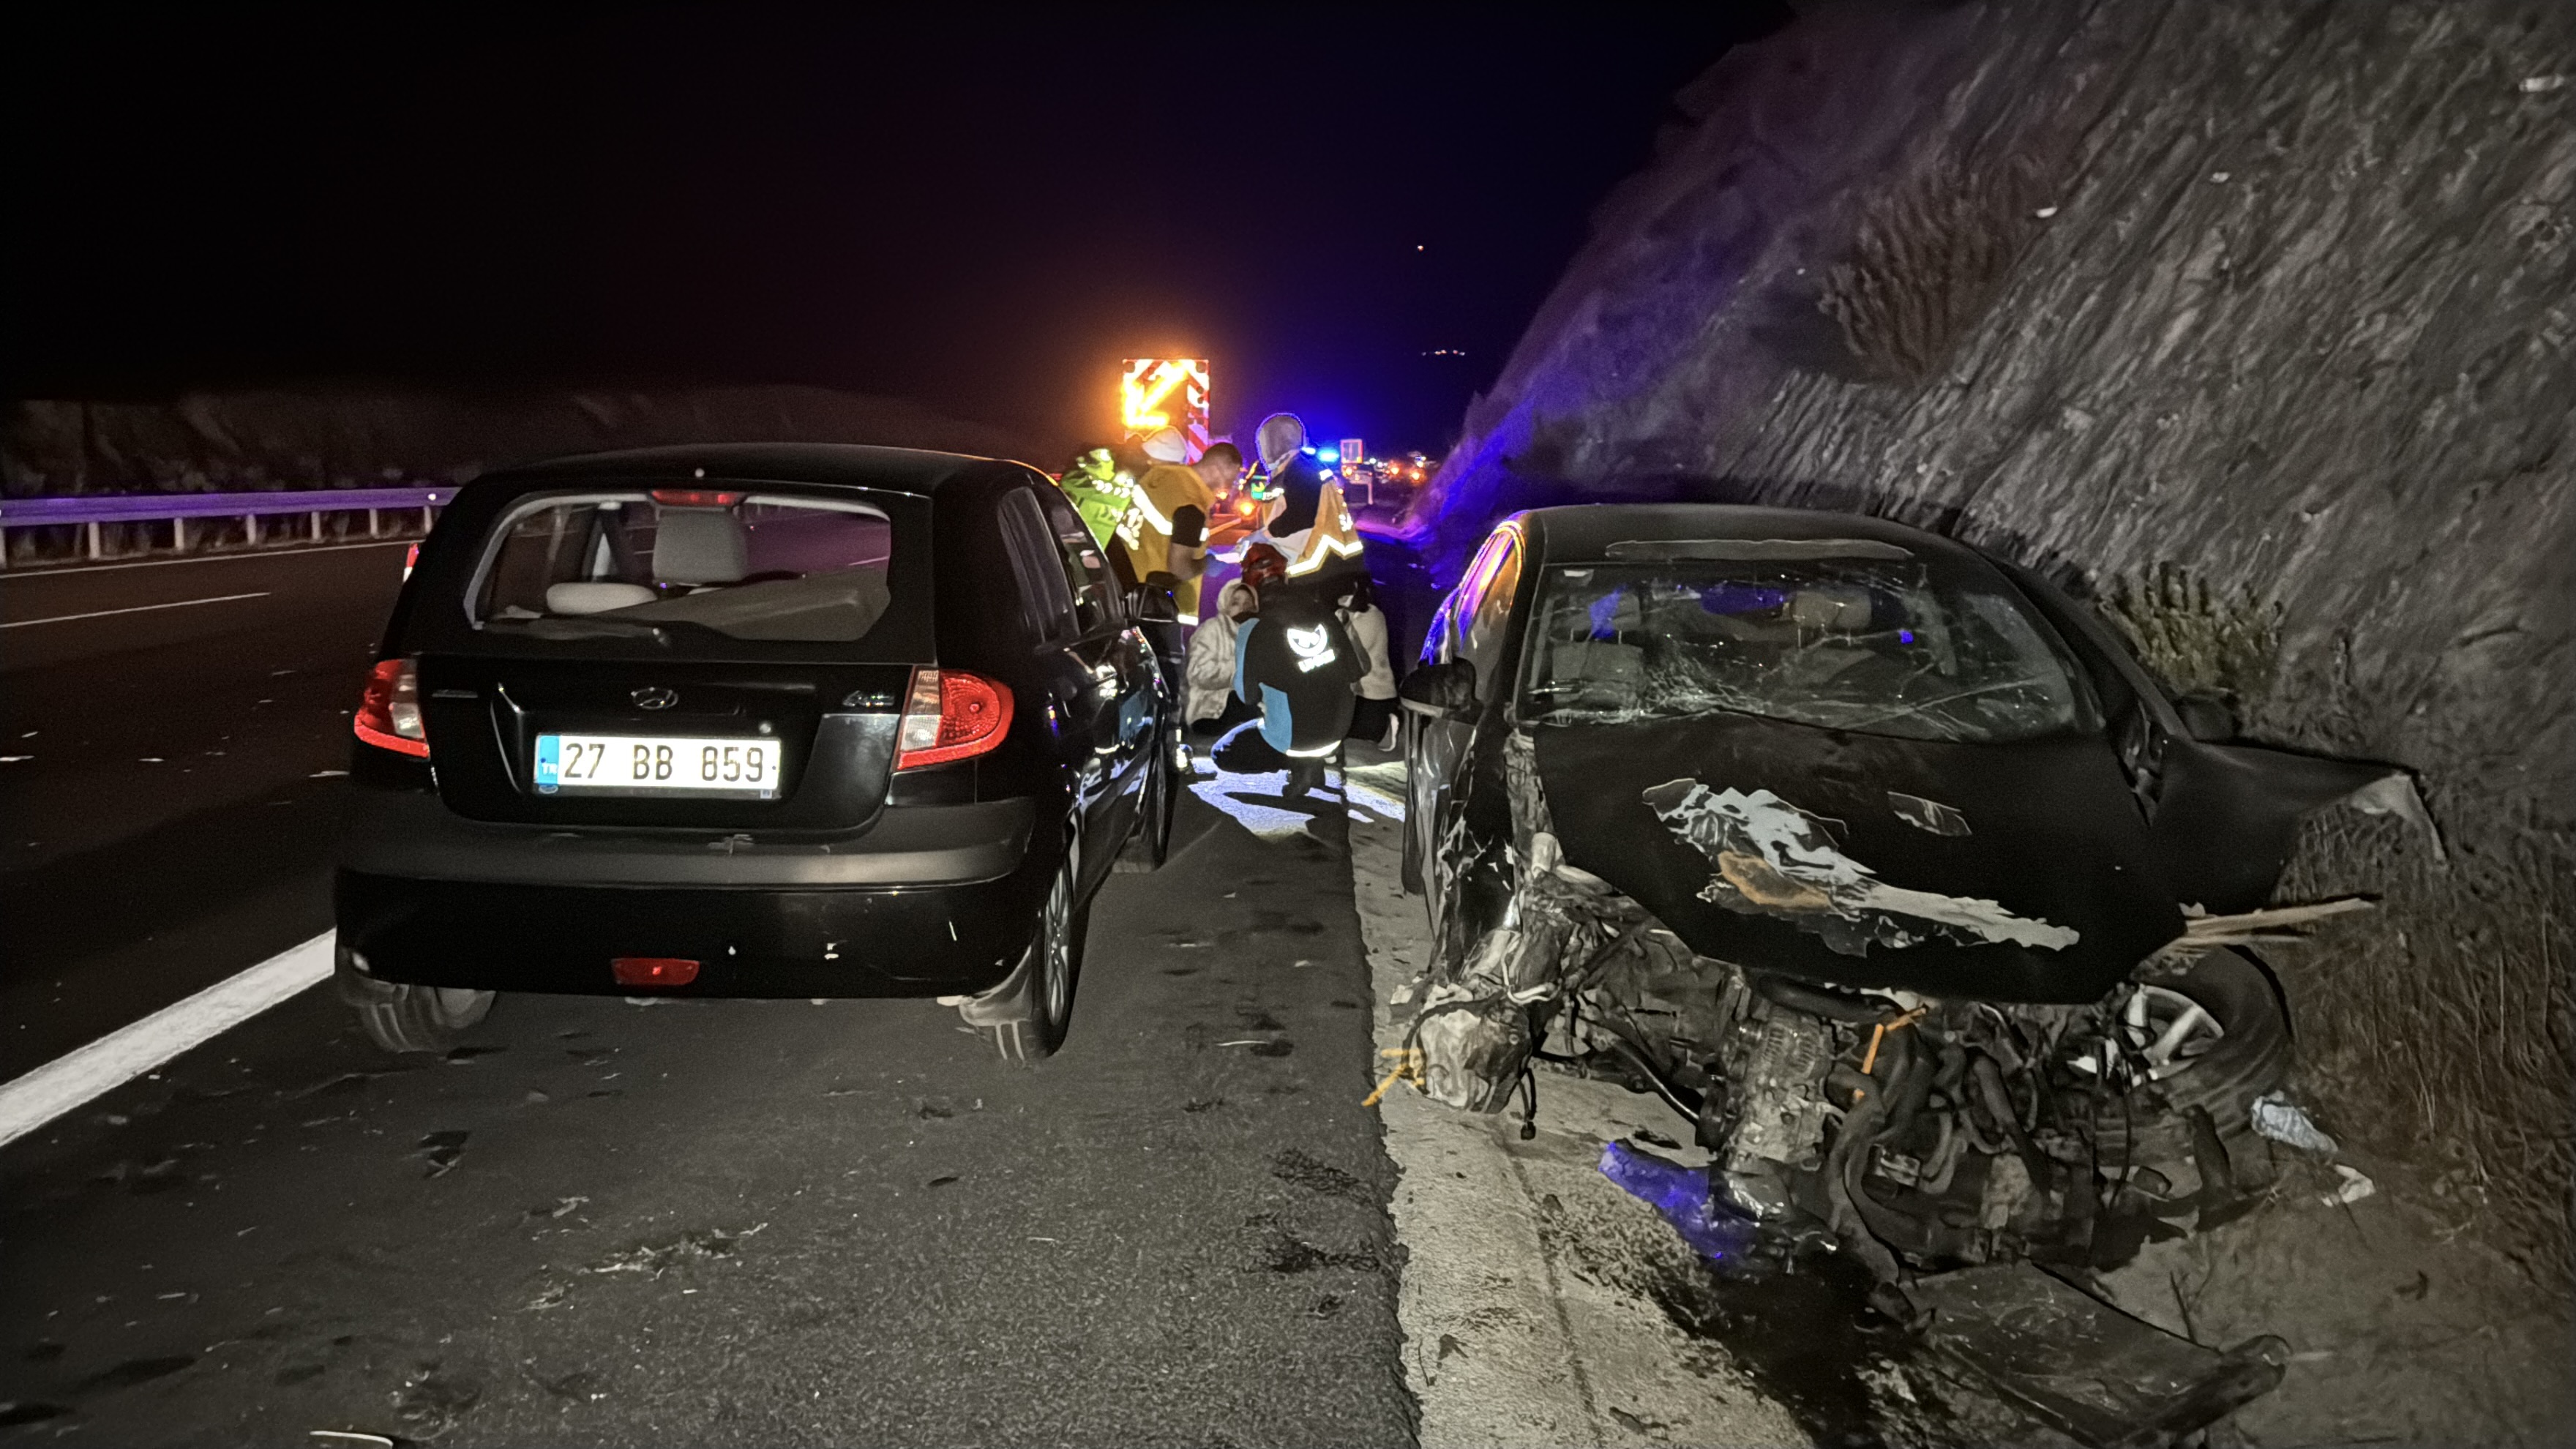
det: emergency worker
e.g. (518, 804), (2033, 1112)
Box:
(1056, 446), (1133, 553)
(1232, 541), (1363, 798)
(1119, 441), (1240, 626)
(1248, 412), (1366, 594)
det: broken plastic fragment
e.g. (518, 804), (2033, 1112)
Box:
(1598, 1141), (1753, 1261)
(1886, 790), (1971, 837)
(2250, 1093), (2337, 1153)
(2342, 771), (2446, 863)
(2319, 1164), (2375, 1206)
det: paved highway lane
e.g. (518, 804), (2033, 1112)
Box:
(0, 544), (408, 1079)
(0, 793), (1411, 1446)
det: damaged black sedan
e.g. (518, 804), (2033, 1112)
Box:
(1396, 505), (2413, 1280)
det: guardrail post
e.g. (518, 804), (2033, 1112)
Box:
(174, 517), (188, 553)
(311, 510), (323, 542)
(244, 513), (260, 547)
(86, 520), (102, 561)
(421, 503), (433, 532)
(367, 508), (379, 539)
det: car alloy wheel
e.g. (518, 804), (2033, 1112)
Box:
(984, 850), (1081, 1063)
(348, 976), (495, 1055)
(1115, 730), (1173, 872)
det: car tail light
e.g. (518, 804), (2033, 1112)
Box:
(402, 542), (419, 580)
(612, 956), (700, 987)
(354, 658), (429, 758)
(648, 488), (744, 507)
(895, 667), (1014, 771)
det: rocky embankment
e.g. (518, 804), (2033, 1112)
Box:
(1420, 0), (2572, 1280)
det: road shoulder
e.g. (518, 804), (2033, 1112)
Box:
(1344, 752), (1807, 1448)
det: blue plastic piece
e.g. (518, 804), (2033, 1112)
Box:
(1598, 1140), (1753, 1261)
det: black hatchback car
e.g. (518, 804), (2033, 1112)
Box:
(334, 443), (1177, 1061)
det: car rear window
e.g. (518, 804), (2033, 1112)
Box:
(1519, 548), (2098, 744)
(469, 490), (904, 648)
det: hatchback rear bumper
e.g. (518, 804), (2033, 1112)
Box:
(337, 861), (1046, 997)
(333, 794), (1047, 997)
(338, 791), (1034, 888)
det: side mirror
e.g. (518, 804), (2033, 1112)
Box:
(1399, 659), (1479, 719)
(2174, 692), (2238, 743)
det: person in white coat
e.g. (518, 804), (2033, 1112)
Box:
(1183, 575), (1260, 734)
(1338, 576), (1398, 749)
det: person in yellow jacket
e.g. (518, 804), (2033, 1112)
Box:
(1117, 435), (1240, 626)
(1246, 412), (1365, 591)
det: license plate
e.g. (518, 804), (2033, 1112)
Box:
(534, 733), (781, 796)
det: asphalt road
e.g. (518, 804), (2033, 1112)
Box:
(0, 542), (1416, 1445)
(0, 543), (410, 1080)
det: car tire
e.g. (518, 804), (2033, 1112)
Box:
(350, 978), (495, 1055)
(2097, 947), (2292, 1168)
(1114, 730), (1175, 872)
(986, 851), (1083, 1063)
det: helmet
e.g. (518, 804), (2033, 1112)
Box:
(1239, 543), (1289, 594)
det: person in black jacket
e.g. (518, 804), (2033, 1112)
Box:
(1232, 544), (1363, 798)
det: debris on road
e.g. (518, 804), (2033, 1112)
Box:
(588, 1223), (766, 1277)
(2250, 1092), (2338, 1153)
(2319, 1164), (2377, 1206)
(1908, 1262), (2286, 1449)
(394, 1363), (480, 1439)
(413, 1131), (468, 1177)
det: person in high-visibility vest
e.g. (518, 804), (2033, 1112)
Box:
(1056, 446), (1132, 553)
(1248, 413), (1366, 591)
(1117, 438), (1240, 626)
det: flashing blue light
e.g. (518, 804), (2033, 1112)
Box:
(1317, 448), (1340, 463)
(1300, 445), (1317, 455)
(1899, 629), (1916, 643)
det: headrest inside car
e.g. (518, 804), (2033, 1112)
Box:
(1789, 586), (1872, 632)
(545, 582), (657, 615)
(653, 506), (750, 585)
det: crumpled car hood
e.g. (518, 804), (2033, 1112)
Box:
(1532, 716), (2183, 1003)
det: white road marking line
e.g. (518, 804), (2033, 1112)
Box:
(1, 590), (271, 629)
(0, 537), (411, 579)
(0, 932), (334, 1149)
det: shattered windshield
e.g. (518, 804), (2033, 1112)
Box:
(1517, 550), (2096, 743)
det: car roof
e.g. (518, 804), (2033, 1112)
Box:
(479, 442), (1022, 497)
(1513, 503), (1995, 571)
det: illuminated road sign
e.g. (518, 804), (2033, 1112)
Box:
(1120, 359), (1212, 455)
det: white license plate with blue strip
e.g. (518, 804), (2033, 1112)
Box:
(534, 733), (779, 796)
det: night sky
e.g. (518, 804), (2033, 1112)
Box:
(10, 7), (1788, 456)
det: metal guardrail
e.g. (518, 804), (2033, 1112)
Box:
(0, 487), (453, 567)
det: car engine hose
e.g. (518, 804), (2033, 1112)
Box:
(1972, 1054), (2052, 1185)
(1603, 1032), (1703, 1123)
(1883, 1043), (1936, 1145)
(1751, 972), (1889, 1024)
(1822, 1088), (1907, 1282)
(1918, 1112), (1963, 1196)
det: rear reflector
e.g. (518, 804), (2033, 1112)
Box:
(612, 956), (701, 987)
(648, 488), (744, 507)
(353, 657), (430, 758)
(894, 667), (1014, 771)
